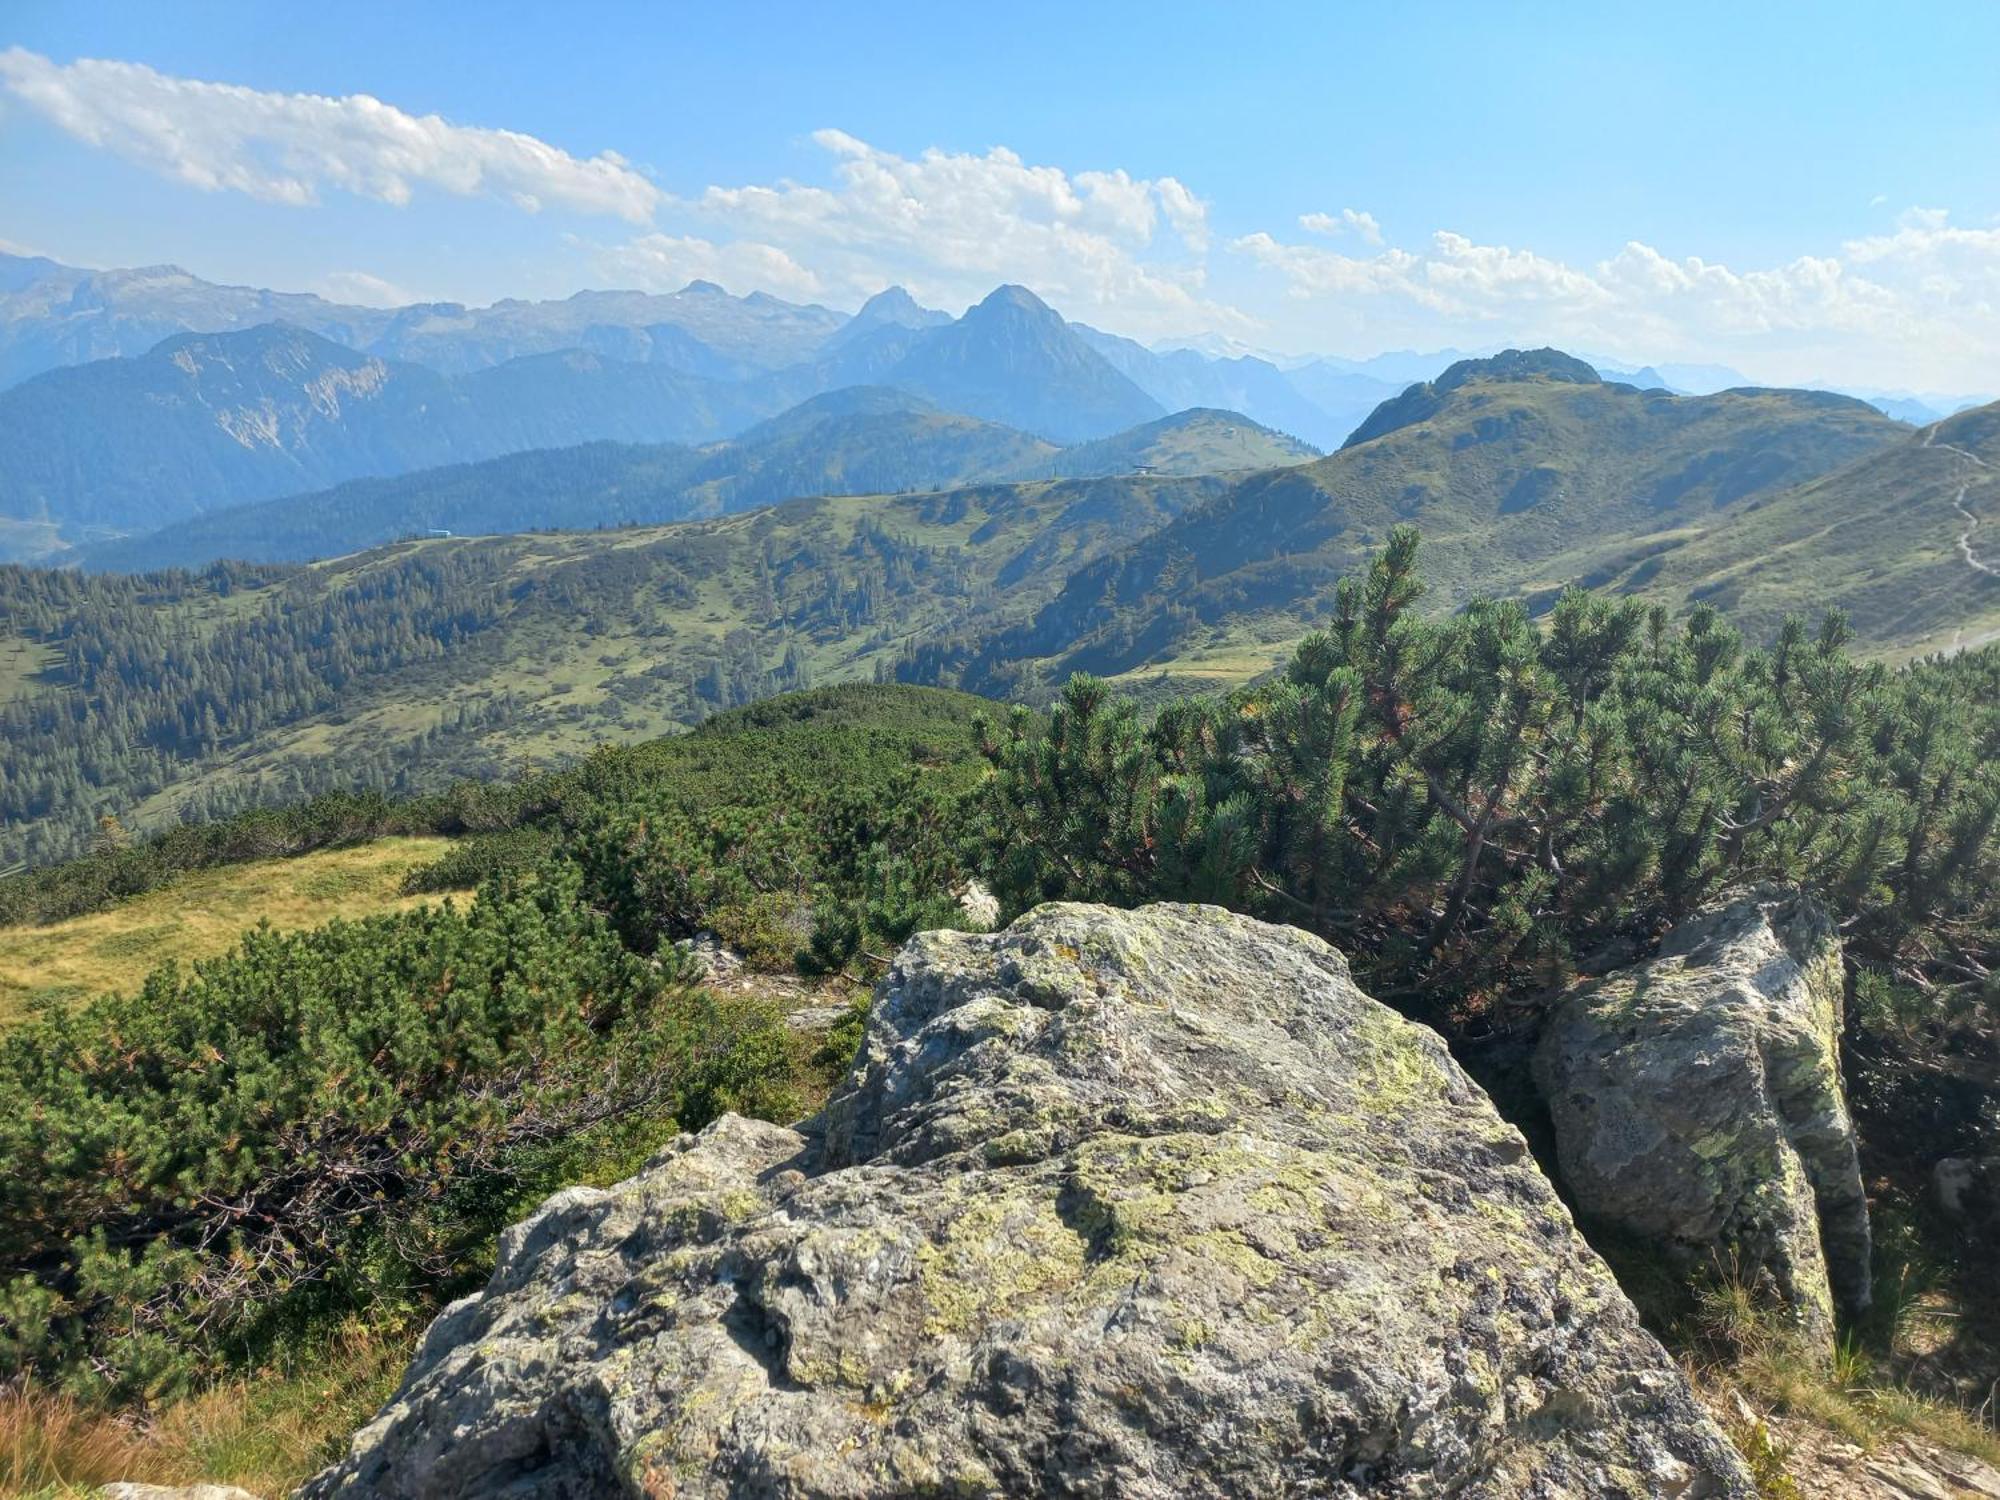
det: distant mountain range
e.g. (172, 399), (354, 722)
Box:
(81, 396), (1315, 572)
(10, 252), (1986, 556)
(0, 324), (770, 542)
(0, 255), (1441, 520)
(0, 271), (1337, 556)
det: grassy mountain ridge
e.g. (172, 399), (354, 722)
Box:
(1626, 400), (2000, 658)
(930, 363), (1905, 691)
(1010, 407), (1319, 481)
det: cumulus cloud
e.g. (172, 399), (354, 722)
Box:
(1232, 215), (2000, 390)
(0, 47), (661, 222)
(1299, 208), (1383, 245)
(5, 46), (1987, 388)
(313, 269), (418, 306)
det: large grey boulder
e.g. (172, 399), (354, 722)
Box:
(1535, 887), (1870, 1344)
(306, 902), (1750, 1498)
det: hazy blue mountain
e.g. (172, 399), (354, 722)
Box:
(81, 396), (1318, 573)
(0, 255), (397, 388)
(1304, 348), (1475, 384)
(1259, 360), (1408, 444)
(1649, 361), (1756, 395)
(1070, 325), (1343, 447)
(0, 255), (845, 388)
(876, 285), (1165, 441)
(824, 286), (951, 348)
(0, 323), (776, 548)
(1590, 361), (1678, 391)
(1868, 395), (1946, 426)
(366, 281), (845, 375)
(77, 387), (1053, 569)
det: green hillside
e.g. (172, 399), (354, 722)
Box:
(15, 353), (1997, 878)
(939, 357), (1904, 692)
(1622, 402), (2000, 658)
(0, 474), (1220, 867)
(1014, 406), (1319, 480)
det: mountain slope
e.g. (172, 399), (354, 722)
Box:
(78, 388), (1061, 570)
(369, 281), (846, 376)
(880, 285), (1165, 441)
(824, 286), (951, 348)
(0, 326), (777, 550)
(82, 398), (1315, 572)
(0, 471), (1227, 866)
(945, 352), (1907, 688)
(1013, 408), (1318, 481)
(1621, 401), (2000, 656)
(1072, 326), (1357, 448)
(0, 256), (397, 387)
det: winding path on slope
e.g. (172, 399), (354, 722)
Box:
(1922, 423), (2000, 652)
(1923, 422), (1999, 579)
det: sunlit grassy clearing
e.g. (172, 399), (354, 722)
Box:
(0, 836), (463, 1026)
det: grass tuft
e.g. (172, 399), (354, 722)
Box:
(0, 1330), (406, 1496)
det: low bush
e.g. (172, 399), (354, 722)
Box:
(0, 861), (795, 1402)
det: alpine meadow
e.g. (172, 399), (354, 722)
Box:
(2, 8), (1998, 1498)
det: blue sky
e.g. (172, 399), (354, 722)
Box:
(2, 0), (1997, 390)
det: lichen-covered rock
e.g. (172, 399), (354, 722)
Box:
(306, 902), (1750, 1499)
(1535, 887), (1870, 1344)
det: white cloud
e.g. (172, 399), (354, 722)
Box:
(0, 47), (661, 222)
(1299, 208), (1383, 245)
(583, 232), (825, 299)
(1231, 213), (2000, 390)
(313, 269), (418, 307)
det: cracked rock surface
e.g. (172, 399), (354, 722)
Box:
(1536, 886), (1871, 1345)
(306, 902), (1750, 1498)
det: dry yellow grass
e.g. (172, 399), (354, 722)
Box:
(0, 1330), (408, 1497)
(0, 837), (462, 1028)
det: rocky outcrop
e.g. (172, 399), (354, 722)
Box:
(307, 902), (1750, 1498)
(1535, 887), (1870, 1343)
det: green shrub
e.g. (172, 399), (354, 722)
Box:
(0, 862), (791, 1402)
(399, 824), (560, 894)
(980, 528), (2000, 1017)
